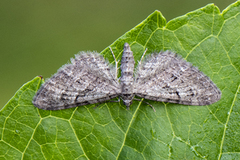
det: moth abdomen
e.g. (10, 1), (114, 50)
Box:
(120, 43), (135, 108)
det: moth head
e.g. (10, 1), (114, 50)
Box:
(123, 100), (132, 110)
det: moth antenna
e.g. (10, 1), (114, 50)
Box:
(133, 98), (156, 112)
(109, 46), (118, 80)
(139, 47), (148, 65)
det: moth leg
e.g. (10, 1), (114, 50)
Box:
(139, 48), (148, 65)
(109, 46), (119, 80)
(109, 97), (120, 103)
(133, 98), (156, 112)
(94, 97), (120, 109)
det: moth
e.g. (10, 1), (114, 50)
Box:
(33, 43), (221, 110)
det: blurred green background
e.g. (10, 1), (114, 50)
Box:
(0, 0), (236, 109)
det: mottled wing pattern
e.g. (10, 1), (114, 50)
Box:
(33, 52), (121, 110)
(134, 51), (221, 105)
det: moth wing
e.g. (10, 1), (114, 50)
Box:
(134, 51), (221, 105)
(33, 52), (120, 110)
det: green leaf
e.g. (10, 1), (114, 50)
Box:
(1, 2), (240, 160)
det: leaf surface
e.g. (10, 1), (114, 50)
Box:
(1, 2), (240, 160)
